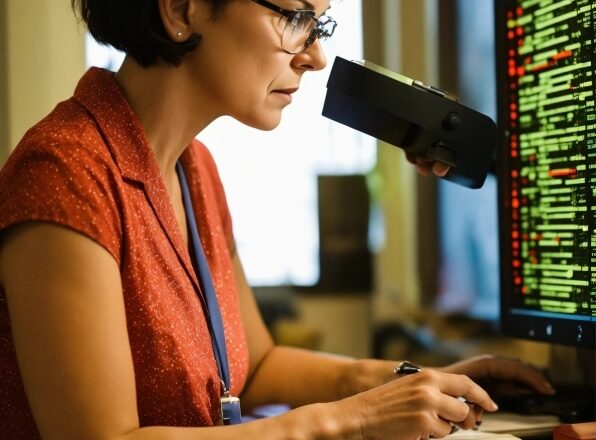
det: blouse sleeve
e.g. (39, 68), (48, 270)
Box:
(0, 131), (123, 265)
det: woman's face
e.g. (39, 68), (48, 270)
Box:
(184, 0), (331, 130)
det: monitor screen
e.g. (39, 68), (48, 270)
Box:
(495, 0), (596, 348)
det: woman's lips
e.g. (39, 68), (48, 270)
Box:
(272, 88), (298, 103)
(275, 88), (298, 94)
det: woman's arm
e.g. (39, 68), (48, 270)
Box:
(0, 223), (342, 440)
(234, 251), (554, 414)
(1, 223), (140, 439)
(0, 223), (506, 440)
(232, 251), (393, 410)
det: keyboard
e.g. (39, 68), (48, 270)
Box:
(496, 384), (595, 423)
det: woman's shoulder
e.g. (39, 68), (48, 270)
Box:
(1, 96), (122, 198)
(12, 98), (115, 167)
(0, 98), (124, 262)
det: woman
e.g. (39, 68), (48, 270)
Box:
(0, 0), (553, 439)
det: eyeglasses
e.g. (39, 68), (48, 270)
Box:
(251, 0), (337, 54)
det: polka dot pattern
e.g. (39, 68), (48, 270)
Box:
(0, 68), (249, 437)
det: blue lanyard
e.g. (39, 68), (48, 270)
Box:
(176, 161), (231, 393)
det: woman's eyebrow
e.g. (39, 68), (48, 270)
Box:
(296, 0), (331, 13)
(296, 0), (315, 9)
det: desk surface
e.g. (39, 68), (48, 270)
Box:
(480, 412), (560, 439)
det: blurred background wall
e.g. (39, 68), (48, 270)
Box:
(0, 0), (85, 161)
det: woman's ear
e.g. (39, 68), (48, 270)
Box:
(158, 0), (201, 41)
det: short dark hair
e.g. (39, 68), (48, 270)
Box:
(72, 0), (233, 67)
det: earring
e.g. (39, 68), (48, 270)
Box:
(176, 31), (183, 39)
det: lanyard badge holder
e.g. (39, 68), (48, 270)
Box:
(177, 162), (242, 425)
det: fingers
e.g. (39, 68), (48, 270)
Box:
(473, 404), (484, 430)
(349, 369), (494, 440)
(515, 361), (554, 394)
(437, 394), (470, 425)
(415, 164), (433, 176)
(428, 418), (455, 440)
(437, 372), (499, 413)
(432, 161), (450, 177)
(405, 370), (495, 435)
(405, 152), (451, 177)
(454, 401), (482, 431)
(436, 396), (483, 432)
(442, 355), (555, 396)
(413, 413), (455, 440)
(488, 357), (555, 395)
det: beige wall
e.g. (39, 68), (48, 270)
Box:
(0, 0), (8, 164)
(1, 0), (85, 161)
(363, 0), (438, 323)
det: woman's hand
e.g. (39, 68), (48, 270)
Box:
(438, 354), (556, 399)
(335, 369), (497, 440)
(405, 152), (450, 177)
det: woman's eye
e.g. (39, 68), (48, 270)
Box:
(289, 11), (311, 30)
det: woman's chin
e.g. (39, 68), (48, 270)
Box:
(243, 114), (283, 132)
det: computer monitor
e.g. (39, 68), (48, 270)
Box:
(495, 0), (596, 349)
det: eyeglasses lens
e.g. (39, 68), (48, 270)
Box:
(280, 11), (316, 54)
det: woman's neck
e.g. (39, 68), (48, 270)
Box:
(114, 56), (215, 180)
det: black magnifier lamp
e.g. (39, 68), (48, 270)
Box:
(322, 57), (497, 189)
